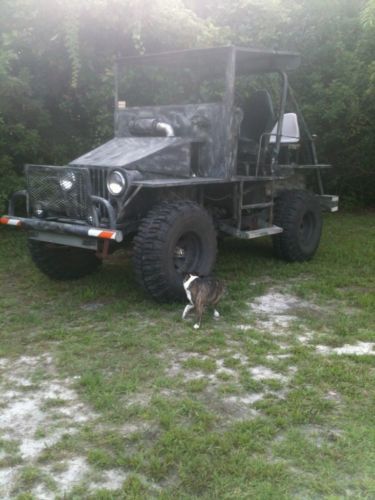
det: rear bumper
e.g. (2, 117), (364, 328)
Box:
(317, 195), (339, 212)
(0, 216), (123, 243)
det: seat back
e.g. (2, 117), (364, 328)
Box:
(269, 113), (300, 144)
(240, 90), (275, 143)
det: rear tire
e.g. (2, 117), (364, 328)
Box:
(133, 200), (217, 301)
(28, 239), (102, 280)
(273, 190), (322, 262)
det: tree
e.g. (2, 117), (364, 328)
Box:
(0, 0), (374, 207)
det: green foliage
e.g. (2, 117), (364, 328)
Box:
(0, 0), (374, 207)
(283, 0), (375, 204)
(63, 3), (81, 88)
(189, 0), (375, 204)
(361, 0), (375, 27)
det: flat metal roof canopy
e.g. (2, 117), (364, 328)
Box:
(117, 46), (301, 76)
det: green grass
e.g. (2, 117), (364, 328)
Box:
(0, 212), (374, 498)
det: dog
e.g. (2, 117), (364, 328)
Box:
(182, 274), (226, 329)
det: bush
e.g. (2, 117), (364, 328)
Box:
(0, 0), (374, 206)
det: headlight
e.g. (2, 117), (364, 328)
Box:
(59, 171), (76, 191)
(107, 170), (126, 196)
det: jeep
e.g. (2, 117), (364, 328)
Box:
(1, 46), (338, 300)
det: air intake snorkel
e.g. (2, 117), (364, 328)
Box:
(129, 118), (175, 137)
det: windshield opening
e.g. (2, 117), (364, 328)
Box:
(116, 62), (226, 107)
(235, 73), (283, 117)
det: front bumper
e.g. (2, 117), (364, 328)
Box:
(0, 215), (123, 242)
(2, 185), (123, 246)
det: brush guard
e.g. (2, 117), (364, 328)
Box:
(1, 180), (123, 244)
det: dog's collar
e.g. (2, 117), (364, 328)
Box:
(183, 275), (199, 290)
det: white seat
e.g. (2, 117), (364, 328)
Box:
(269, 113), (300, 144)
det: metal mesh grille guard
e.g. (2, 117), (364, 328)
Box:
(26, 165), (92, 221)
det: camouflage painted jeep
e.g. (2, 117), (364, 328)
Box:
(1, 46), (338, 300)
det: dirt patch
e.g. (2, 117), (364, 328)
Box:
(124, 392), (152, 407)
(246, 289), (321, 336)
(162, 310), (305, 422)
(0, 353), (135, 498)
(165, 349), (296, 383)
(249, 365), (296, 382)
(0, 355), (94, 462)
(297, 331), (315, 344)
(220, 396), (262, 419)
(31, 457), (129, 499)
(266, 354), (292, 361)
(236, 324), (254, 331)
(224, 394), (264, 405)
(325, 390), (341, 403)
(232, 352), (249, 365)
(164, 348), (297, 423)
(316, 342), (375, 356)
(250, 292), (302, 314)
(165, 351), (243, 384)
(121, 422), (156, 435)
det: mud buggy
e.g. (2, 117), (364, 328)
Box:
(1, 46), (338, 300)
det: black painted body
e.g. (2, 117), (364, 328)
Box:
(5, 46), (332, 242)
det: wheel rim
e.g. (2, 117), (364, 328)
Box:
(173, 232), (202, 274)
(299, 211), (315, 245)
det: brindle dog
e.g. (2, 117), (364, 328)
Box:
(182, 274), (226, 329)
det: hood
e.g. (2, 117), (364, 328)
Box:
(70, 137), (191, 169)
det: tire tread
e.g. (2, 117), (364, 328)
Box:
(133, 200), (217, 301)
(28, 240), (102, 280)
(273, 189), (322, 262)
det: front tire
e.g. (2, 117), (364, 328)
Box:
(28, 239), (102, 280)
(272, 190), (322, 262)
(133, 201), (217, 301)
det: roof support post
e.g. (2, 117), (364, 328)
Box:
(114, 61), (119, 135)
(271, 71), (288, 173)
(224, 46), (237, 178)
(224, 46), (236, 111)
(288, 86), (324, 194)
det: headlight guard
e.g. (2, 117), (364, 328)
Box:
(59, 171), (77, 192)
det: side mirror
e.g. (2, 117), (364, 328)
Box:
(269, 113), (300, 144)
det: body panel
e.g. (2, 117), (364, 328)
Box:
(70, 137), (192, 177)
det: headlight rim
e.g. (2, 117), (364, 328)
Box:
(107, 169), (127, 197)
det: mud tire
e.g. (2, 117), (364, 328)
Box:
(133, 200), (217, 301)
(273, 190), (322, 262)
(28, 239), (102, 280)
